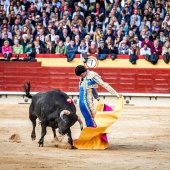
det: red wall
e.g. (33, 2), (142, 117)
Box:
(0, 62), (170, 94)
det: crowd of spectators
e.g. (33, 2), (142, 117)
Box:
(0, 0), (170, 63)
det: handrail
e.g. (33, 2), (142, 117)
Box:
(0, 54), (164, 59)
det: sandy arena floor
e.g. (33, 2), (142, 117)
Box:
(0, 103), (169, 170)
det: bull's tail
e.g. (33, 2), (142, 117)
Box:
(23, 82), (32, 98)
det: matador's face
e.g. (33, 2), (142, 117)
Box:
(80, 72), (87, 79)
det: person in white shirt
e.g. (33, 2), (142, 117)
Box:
(133, 35), (142, 48)
(38, 29), (45, 42)
(78, 0), (87, 11)
(140, 43), (151, 55)
(78, 40), (88, 54)
(1, 0), (10, 12)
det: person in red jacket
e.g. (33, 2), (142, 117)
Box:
(151, 40), (162, 55)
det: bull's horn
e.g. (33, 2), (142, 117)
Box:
(60, 110), (70, 122)
(77, 116), (83, 130)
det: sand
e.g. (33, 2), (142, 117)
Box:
(0, 103), (169, 170)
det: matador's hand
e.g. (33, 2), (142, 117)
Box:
(118, 93), (123, 98)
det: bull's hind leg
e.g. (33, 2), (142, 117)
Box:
(29, 114), (37, 141)
(38, 119), (48, 147)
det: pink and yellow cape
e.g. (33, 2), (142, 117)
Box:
(74, 97), (124, 149)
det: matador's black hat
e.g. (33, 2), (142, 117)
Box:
(75, 65), (87, 76)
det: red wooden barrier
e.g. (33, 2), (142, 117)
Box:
(0, 62), (170, 93)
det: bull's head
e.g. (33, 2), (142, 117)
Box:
(58, 110), (83, 135)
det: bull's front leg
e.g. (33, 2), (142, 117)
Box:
(38, 120), (48, 147)
(52, 127), (56, 138)
(67, 128), (73, 146)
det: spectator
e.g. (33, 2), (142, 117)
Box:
(141, 36), (154, 49)
(0, 18), (11, 31)
(84, 34), (91, 47)
(98, 39), (109, 54)
(164, 35), (170, 45)
(106, 36), (117, 54)
(21, 34), (30, 53)
(139, 29), (147, 41)
(67, 39), (77, 54)
(133, 34), (141, 48)
(53, 35), (60, 48)
(162, 41), (170, 55)
(78, 40), (88, 54)
(45, 42), (55, 54)
(91, 2), (105, 22)
(61, 19), (71, 34)
(22, 19), (35, 34)
(45, 24), (53, 35)
(7, 13), (15, 26)
(50, 6), (60, 20)
(154, 25), (161, 37)
(64, 36), (71, 47)
(119, 36), (130, 47)
(104, 28), (115, 42)
(140, 43), (151, 56)
(151, 40), (162, 55)
(93, 25), (104, 41)
(118, 10), (130, 25)
(127, 30), (134, 43)
(1, 26), (12, 39)
(32, 41), (44, 56)
(94, 36), (100, 48)
(60, 28), (69, 42)
(12, 19), (21, 32)
(118, 41), (129, 54)
(71, 26), (83, 40)
(74, 35), (81, 48)
(27, 3), (38, 14)
(21, 0), (31, 12)
(38, 29), (45, 42)
(15, 30), (22, 42)
(87, 41), (99, 55)
(78, 0), (88, 17)
(12, 39), (23, 56)
(2, 33), (13, 46)
(13, 1), (22, 15)
(44, 35), (51, 48)
(86, 20), (96, 39)
(55, 40), (66, 54)
(154, 13), (163, 27)
(2, 40), (12, 60)
(129, 40), (140, 56)
(139, 20), (147, 32)
(23, 42), (36, 62)
(49, 29), (56, 42)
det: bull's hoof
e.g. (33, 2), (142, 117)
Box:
(71, 145), (77, 149)
(32, 137), (36, 141)
(31, 134), (36, 141)
(38, 139), (44, 147)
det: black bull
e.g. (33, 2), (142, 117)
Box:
(23, 82), (83, 147)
